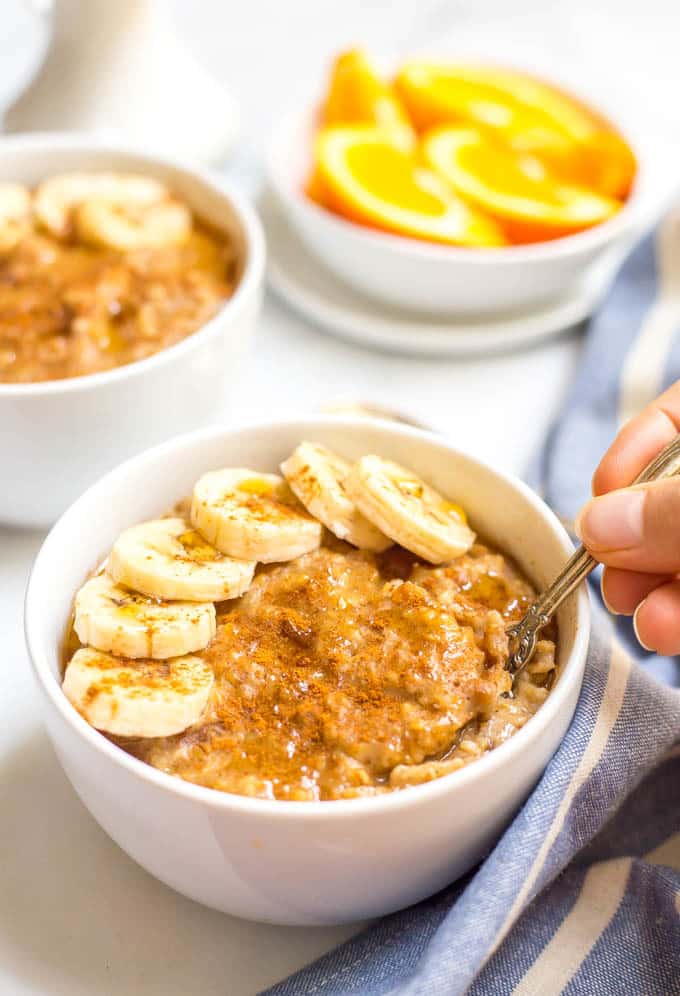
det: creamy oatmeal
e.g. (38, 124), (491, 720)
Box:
(62, 445), (557, 802)
(118, 541), (555, 800)
(0, 174), (239, 383)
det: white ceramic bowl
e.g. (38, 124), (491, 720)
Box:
(0, 134), (265, 528)
(268, 102), (656, 317)
(26, 417), (590, 925)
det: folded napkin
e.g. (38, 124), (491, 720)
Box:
(265, 211), (680, 995)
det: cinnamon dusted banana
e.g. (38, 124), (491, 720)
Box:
(74, 575), (215, 659)
(281, 441), (391, 552)
(75, 196), (192, 251)
(62, 647), (213, 737)
(191, 469), (322, 562)
(0, 182), (32, 251)
(108, 517), (255, 602)
(33, 171), (169, 239)
(346, 455), (475, 563)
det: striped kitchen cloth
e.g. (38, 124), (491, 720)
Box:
(264, 211), (680, 995)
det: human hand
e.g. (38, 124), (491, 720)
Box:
(575, 382), (680, 654)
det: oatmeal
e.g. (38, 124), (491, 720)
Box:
(0, 174), (239, 383)
(115, 541), (555, 800)
(62, 446), (557, 801)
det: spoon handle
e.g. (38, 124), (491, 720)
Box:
(507, 431), (680, 676)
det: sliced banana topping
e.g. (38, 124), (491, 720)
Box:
(281, 441), (392, 552)
(33, 171), (168, 240)
(0, 182), (32, 252)
(191, 469), (322, 563)
(75, 196), (192, 251)
(62, 647), (213, 737)
(74, 575), (216, 660)
(108, 517), (255, 602)
(346, 455), (475, 564)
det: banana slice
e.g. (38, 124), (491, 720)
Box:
(0, 182), (32, 252)
(281, 441), (391, 552)
(346, 455), (475, 563)
(34, 171), (168, 239)
(191, 469), (322, 562)
(108, 517), (255, 602)
(74, 575), (216, 659)
(75, 196), (192, 251)
(62, 647), (213, 737)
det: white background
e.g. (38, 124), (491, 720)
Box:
(1, 1), (679, 993)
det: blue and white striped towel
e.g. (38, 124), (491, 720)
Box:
(265, 210), (680, 996)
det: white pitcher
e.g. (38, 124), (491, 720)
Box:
(4, 0), (238, 163)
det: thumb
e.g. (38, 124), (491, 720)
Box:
(575, 477), (680, 573)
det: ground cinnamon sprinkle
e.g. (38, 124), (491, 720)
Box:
(115, 539), (557, 801)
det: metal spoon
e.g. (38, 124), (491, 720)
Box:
(320, 401), (431, 430)
(506, 433), (680, 677)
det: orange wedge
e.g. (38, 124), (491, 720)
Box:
(322, 49), (416, 150)
(423, 126), (621, 243)
(395, 62), (636, 199)
(314, 126), (506, 247)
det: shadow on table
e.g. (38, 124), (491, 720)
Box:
(0, 732), (357, 996)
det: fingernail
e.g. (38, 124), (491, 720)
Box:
(576, 490), (645, 551)
(633, 600), (655, 652)
(599, 575), (621, 615)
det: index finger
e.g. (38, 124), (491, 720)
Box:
(592, 381), (680, 496)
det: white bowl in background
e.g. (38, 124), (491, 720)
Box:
(0, 134), (265, 528)
(25, 417), (590, 925)
(268, 101), (656, 317)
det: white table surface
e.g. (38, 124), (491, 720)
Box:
(1, 1), (678, 993)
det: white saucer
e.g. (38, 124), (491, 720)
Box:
(261, 191), (620, 357)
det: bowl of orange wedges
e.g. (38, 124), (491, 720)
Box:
(268, 50), (646, 317)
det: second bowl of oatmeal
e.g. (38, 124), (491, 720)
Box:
(26, 417), (590, 924)
(0, 134), (264, 527)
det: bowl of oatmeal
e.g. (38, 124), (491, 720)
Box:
(0, 135), (264, 526)
(26, 417), (590, 924)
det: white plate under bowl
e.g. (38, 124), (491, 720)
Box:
(262, 191), (625, 357)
